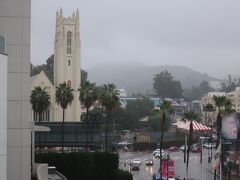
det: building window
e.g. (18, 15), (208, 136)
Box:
(0, 35), (6, 53)
(68, 59), (71, 66)
(67, 31), (72, 54)
(33, 111), (37, 121)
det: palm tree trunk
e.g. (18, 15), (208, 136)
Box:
(186, 121), (193, 180)
(62, 109), (65, 153)
(91, 117), (94, 150)
(159, 111), (166, 177)
(216, 111), (222, 148)
(85, 108), (89, 152)
(38, 112), (41, 154)
(215, 109), (222, 180)
(105, 110), (110, 152)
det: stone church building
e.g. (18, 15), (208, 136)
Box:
(31, 9), (81, 122)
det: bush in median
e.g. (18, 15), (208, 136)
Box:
(113, 169), (133, 180)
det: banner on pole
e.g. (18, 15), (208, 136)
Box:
(161, 160), (174, 177)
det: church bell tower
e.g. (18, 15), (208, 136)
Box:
(54, 8), (81, 121)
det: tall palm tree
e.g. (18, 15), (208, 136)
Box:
(203, 103), (215, 162)
(182, 110), (198, 180)
(213, 96), (234, 180)
(99, 84), (120, 152)
(224, 99), (234, 114)
(159, 100), (172, 176)
(213, 95), (227, 148)
(55, 82), (74, 152)
(203, 103), (215, 122)
(30, 86), (50, 122)
(30, 86), (50, 154)
(78, 81), (98, 151)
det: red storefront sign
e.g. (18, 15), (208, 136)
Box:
(161, 160), (174, 177)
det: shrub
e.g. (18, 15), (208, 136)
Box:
(113, 169), (133, 180)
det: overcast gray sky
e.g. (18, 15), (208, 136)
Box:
(31, 0), (240, 78)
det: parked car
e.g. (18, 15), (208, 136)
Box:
(203, 143), (216, 149)
(153, 149), (164, 156)
(179, 145), (188, 152)
(132, 158), (141, 165)
(168, 146), (178, 152)
(145, 159), (154, 166)
(155, 152), (167, 159)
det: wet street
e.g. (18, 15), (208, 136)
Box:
(119, 149), (215, 180)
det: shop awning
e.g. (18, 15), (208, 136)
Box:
(174, 120), (211, 131)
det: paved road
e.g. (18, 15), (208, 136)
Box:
(119, 149), (215, 180)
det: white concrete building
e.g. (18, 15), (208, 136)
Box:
(118, 89), (127, 97)
(31, 9), (81, 122)
(201, 89), (240, 122)
(0, 1), (32, 179)
(0, 35), (7, 180)
(208, 81), (222, 90)
(227, 87), (240, 113)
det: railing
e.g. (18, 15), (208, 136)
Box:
(34, 122), (102, 148)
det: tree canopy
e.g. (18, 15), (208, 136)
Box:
(78, 81), (98, 110)
(153, 70), (182, 99)
(30, 86), (51, 121)
(30, 54), (87, 85)
(55, 82), (74, 110)
(183, 81), (214, 101)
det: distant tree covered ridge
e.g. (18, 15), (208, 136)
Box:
(220, 74), (240, 93)
(30, 54), (88, 85)
(182, 80), (214, 101)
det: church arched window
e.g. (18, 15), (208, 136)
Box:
(67, 31), (72, 54)
(68, 59), (71, 66)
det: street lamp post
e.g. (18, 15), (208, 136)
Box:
(200, 136), (205, 180)
(210, 116), (213, 163)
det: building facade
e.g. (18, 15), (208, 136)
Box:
(0, 1), (32, 179)
(201, 92), (226, 122)
(0, 35), (7, 180)
(201, 90), (240, 123)
(31, 9), (81, 122)
(227, 87), (240, 113)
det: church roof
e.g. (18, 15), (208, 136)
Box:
(30, 71), (54, 88)
(30, 74), (38, 85)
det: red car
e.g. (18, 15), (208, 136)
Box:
(168, 146), (178, 152)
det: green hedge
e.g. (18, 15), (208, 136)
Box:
(35, 152), (130, 180)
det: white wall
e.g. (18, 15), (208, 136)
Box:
(0, 53), (7, 180)
(0, 0), (32, 179)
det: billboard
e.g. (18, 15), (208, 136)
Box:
(161, 160), (174, 177)
(221, 113), (240, 178)
(222, 113), (239, 140)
